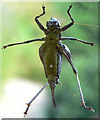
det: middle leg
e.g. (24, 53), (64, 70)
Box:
(2, 37), (45, 49)
(60, 37), (95, 46)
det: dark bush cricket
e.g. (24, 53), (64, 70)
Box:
(2, 4), (95, 116)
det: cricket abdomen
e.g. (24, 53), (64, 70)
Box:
(44, 44), (57, 77)
(39, 40), (62, 82)
(44, 42), (62, 80)
(39, 40), (62, 107)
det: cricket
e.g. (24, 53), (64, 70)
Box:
(2, 4), (95, 116)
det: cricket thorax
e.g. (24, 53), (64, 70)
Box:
(45, 28), (61, 38)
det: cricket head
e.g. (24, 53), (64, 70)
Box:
(46, 18), (61, 29)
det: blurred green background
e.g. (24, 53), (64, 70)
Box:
(1, 2), (98, 118)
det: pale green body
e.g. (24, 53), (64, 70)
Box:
(39, 31), (62, 88)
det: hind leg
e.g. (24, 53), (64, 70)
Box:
(57, 43), (94, 112)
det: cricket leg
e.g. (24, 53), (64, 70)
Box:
(60, 37), (95, 46)
(2, 37), (45, 49)
(24, 82), (48, 117)
(61, 4), (74, 31)
(57, 43), (95, 112)
(35, 4), (47, 32)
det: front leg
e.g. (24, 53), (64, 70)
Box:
(35, 4), (47, 32)
(61, 4), (74, 31)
